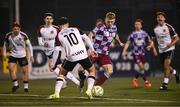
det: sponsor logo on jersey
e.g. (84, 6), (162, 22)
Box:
(50, 30), (54, 34)
(72, 50), (84, 56)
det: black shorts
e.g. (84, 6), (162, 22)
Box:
(62, 57), (93, 71)
(8, 56), (28, 67)
(159, 50), (174, 66)
(53, 51), (62, 69)
(47, 52), (53, 59)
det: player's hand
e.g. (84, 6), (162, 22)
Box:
(3, 55), (6, 61)
(30, 56), (34, 63)
(166, 43), (173, 49)
(121, 52), (126, 60)
(88, 49), (98, 58)
(49, 63), (54, 72)
(44, 42), (49, 48)
(120, 42), (124, 47)
(146, 45), (151, 51)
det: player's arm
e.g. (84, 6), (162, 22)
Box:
(81, 32), (98, 57)
(122, 41), (130, 58)
(146, 34), (154, 51)
(166, 25), (179, 48)
(37, 28), (44, 46)
(167, 34), (179, 48)
(114, 34), (124, 47)
(3, 38), (7, 60)
(25, 36), (34, 62)
(149, 34), (158, 56)
(81, 33), (94, 51)
(88, 31), (94, 41)
(121, 35), (131, 59)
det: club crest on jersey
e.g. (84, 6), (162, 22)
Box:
(163, 29), (166, 32)
(50, 30), (54, 34)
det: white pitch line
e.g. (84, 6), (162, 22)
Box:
(0, 94), (178, 103)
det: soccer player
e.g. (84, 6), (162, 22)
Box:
(153, 12), (179, 90)
(49, 17), (97, 99)
(88, 12), (124, 85)
(3, 22), (34, 93)
(122, 19), (153, 88)
(37, 13), (80, 87)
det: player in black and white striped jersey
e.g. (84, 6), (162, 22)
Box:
(37, 13), (82, 89)
(3, 22), (34, 93)
(152, 11), (180, 90)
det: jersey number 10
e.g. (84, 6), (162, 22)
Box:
(64, 33), (79, 46)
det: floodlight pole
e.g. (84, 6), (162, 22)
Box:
(15, 0), (20, 24)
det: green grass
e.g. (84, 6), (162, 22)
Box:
(0, 77), (180, 106)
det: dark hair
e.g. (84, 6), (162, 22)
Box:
(96, 18), (103, 23)
(58, 17), (69, 25)
(135, 19), (143, 23)
(44, 13), (54, 18)
(106, 12), (116, 19)
(156, 11), (166, 17)
(12, 22), (21, 28)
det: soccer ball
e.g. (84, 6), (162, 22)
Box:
(92, 85), (104, 97)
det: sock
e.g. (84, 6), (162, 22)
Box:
(95, 72), (110, 85)
(141, 74), (147, 82)
(79, 70), (87, 80)
(54, 77), (64, 95)
(173, 69), (176, 75)
(135, 73), (140, 79)
(66, 72), (80, 86)
(12, 79), (18, 87)
(24, 81), (29, 89)
(54, 67), (60, 76)
(163, 78), (169, 84)
(87, 76), (95, 90)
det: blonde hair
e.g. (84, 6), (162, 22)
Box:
(106, 12), (116, 19)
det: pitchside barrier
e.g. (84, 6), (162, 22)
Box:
(1, 46), (156, 80)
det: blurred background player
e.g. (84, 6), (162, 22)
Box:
(49, 17), (97, 99)
(153, 12), (179, 90)
(88, 12), (124, 85)
(3, 22), (34, 93)
(122, 19), (154, 88)
(37, 13), (81, 88)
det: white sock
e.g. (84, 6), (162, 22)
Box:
(173, 69), (176, 75)
(13, 80), (18, 86)
(104, 72), (110, 78)
(24, 81), (29, 89)
(66, 72), (80, 86)
(87, 76), (95, 90)
(54, 77), (64, 95)
(54, 67), (60, 76)
(164, 78), (169, 84)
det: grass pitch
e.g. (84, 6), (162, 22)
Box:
(0, 77), (180, 106)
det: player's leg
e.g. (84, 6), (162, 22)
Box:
(168, 51), (179, 84)
(170, 66), (179, 84)
(49, 60), (77, 99)
(79, 58), (96, 99)
(78, 65), (88, 92)
(53, 51), (80, 87)
(137, 62), (151, 88)
(19, 57), (29, 92)
(95, 55), (113, 85)
(159, 52), (172, 90)
(96, 64), (113, 85)
(8, 56), (19, 93)
(48, 57), (54, 72)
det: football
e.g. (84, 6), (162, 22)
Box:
(92, 85), (104, 97)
